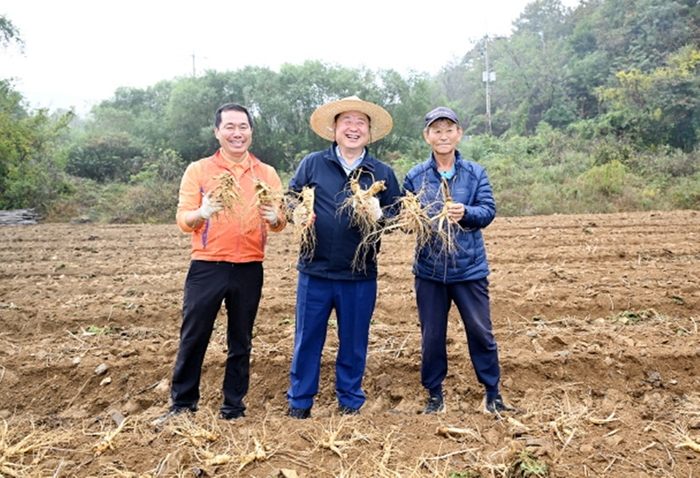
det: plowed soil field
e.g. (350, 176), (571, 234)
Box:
(1, 210), (699, 477)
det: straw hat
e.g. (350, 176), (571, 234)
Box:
(310, 96), (393, 142)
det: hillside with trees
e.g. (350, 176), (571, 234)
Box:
(1, 0), (699, 222)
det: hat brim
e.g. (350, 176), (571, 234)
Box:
(310, 97), (393, 143)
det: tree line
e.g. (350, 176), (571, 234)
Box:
(1, 0), (699, 221)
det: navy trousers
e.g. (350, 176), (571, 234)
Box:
(415, 276), (501, 401)
(171, 260), (263, 416)
(287, 272), (377, 410)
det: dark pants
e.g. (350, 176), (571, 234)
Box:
(287, 272), (377, 410)
(415, 276), (501, 401)
(171, 260), (263, 415)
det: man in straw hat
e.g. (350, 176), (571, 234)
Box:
(286, 96), (401, 418)
(403, 106), (515, 416)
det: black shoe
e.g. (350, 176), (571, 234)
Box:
(219, 410), (245, 420)
(484, 395), (516, 414)
(152, 406), (193, 426)
(423, 395), (445, 414)
(288, 407), (311, 419)
(338, 404), (360, 416)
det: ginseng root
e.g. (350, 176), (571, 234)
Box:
(253, 178), (281, 206)
(342, 175), (386, 237)
(291, 187), (316, 257)
(428, 177), (461, 254)
(212, 172), (242, 215)
(360, 190), (432, 259)
(341, 175), (387, 271)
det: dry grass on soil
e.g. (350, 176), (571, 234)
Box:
(0, 210), (699, 476)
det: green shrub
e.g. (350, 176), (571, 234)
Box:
(578, 160), (629, 197)
(66, 132), (144, 183)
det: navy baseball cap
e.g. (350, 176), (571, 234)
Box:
(425, 107), (460, 127)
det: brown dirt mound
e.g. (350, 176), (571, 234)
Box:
(1, 210), (699, 477)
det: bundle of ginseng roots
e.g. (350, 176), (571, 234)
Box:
(209, 173), (283, 223)
(290, 186), (316, 257)
(363, 177), (462, 259)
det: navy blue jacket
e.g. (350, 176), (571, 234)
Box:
(403, 151), (495, 283)
(289, 143), (401, 280)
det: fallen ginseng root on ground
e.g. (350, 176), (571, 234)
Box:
(91, 417), (129, 455)
(436, 426), (483, 441)
(195, 435), (269, 472)
(1, 420), (73, 478)
(319, 420), (364, 459)
(169, 418), (218, 448)
(237, 436), (269, 472)
(674, 427), (700, 453)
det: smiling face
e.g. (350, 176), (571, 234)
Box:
(334, 110), (370, 154)
(423, 118), (462, 159)
(214, 110), (252, 161)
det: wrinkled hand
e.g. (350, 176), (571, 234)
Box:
(199, 191), (223, 219)
(259, 203), (280, 226)
(447, 202), (465, 222)
(399, 208), (414, 232)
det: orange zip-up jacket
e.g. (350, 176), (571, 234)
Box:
(176, 150), (285, 262)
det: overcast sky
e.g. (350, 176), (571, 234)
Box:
(2, 0), (580, 114)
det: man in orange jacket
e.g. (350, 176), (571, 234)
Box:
(155, 103), (286, 425)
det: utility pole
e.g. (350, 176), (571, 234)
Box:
(191, 51), (196, 77)
(482, 35), (496, 135)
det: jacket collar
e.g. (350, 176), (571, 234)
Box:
(326, 142), (376, 173)
(429, 150), (463, 172)
(212, 149), (260, 171)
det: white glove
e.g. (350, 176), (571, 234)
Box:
(199, 192), (223, 220)
(368, 197), (382, 221)
(260, 203), (280, 225)
(352, 197), (383, 221)
(293, 205), (314, 226)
